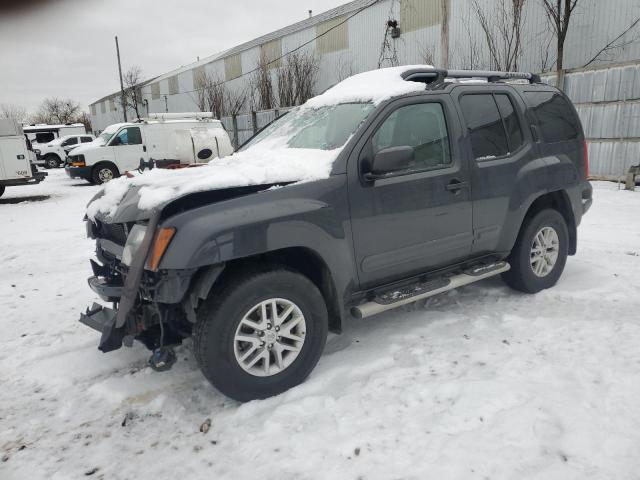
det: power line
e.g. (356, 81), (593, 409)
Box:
(138, 0), (381, 99)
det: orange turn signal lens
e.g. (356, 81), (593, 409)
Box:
(71, 161), (85, 167)
(147, 227), (176, 271)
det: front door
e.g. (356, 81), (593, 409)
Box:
(348, 96), (473, 289)
(112, 126), (147, 172)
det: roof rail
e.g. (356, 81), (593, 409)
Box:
(401, 68), (540, 87)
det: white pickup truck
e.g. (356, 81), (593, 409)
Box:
(0, 119), (46, 197)
(34, 133), (95, 168)
(65, 113), (233, 184)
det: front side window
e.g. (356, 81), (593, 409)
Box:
(524, 91), (579, 142)
(81, 136), (93, 143)
(61, 137), (78, 146)
(35, 132), (55, 144)
(112, 127), (142, 146)
(371, 102), (451, 172)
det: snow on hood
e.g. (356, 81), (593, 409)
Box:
(86, 142), (339, 220)
(303, 65), (432, 108)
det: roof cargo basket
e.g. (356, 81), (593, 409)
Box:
(402, 68), (540, 87)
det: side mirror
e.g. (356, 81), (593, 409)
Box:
(366, 146), (415, 180)
(111, 136), (121, 146)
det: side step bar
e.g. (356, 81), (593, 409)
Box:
(351, 261), (510, 319)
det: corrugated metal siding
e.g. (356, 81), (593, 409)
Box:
(224, 54), (242, 81)
(168, 76), (180, 95)
(150, 82), (160, 100)
(261, 38), (283, 68)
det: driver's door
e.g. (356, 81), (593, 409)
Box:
(348, 96), (473, 288)
(112, 126), (147, 171)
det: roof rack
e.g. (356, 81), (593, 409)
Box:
(401, 68), (541, 87)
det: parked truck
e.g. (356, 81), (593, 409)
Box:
(0, 119), (47, 197)
(65, 113), (233, 184)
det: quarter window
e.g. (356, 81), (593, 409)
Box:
(372, 102), (451, 172)
(524, 91), (579, 142)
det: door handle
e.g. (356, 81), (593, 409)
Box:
(445, 179), (469, 192)
(143, 145), (147, 152)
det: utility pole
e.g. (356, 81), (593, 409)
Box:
(115, 36), (127, 122)
(440, 0), (449, 69)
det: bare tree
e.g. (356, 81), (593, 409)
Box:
(418, 43), (437, 66)
(122, 65), (143, 119)
(472, 0), (527, 71)
(277, 51), (318, 107)
(0, 103), (27, 123)
(194, 71), (247, 118)
(250, 54), (276, 111)
(77, 111), (92, 132)
(540, 0), (579, 73)
(582, 16), (640, 67)
(31, 97), (81, 124)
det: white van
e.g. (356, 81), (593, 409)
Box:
(23, 123), (86, 149)
(65, 113), (233, 184)
(34, 133), (95, 168)
(0, 119), (47, 197)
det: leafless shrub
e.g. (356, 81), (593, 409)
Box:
(472, 0), (527, 71)
(336, 53), (355, 82)
(194, 71), (247, 118)
(418, 43), (437, 66)
(250, 54), (276, 111)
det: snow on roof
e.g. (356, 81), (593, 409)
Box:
(23, 123), (84, 130)
(303, 65), (431, 108)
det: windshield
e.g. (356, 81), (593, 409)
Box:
(97, 131), (115, 145)
(240, 103), (374, 152)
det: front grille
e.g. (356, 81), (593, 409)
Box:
(95, 220), (128, 245)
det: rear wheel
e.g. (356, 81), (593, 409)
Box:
(44, 154), (61, 169)
(502, 208), (568, 293)
(194, 269), (328, 402)
(91, 163), (119, 184)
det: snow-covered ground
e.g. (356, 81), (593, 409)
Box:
(1, 170), (639, 480)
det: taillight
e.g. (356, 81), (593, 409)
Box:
(583, 140), (589, 178)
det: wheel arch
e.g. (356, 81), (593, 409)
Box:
(516, 190), (577, 255)
(205, 247), (343, 333)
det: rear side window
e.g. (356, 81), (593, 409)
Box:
(459, 94), (508, 160)
(494, 94), (523, 151)
(524, 91), (579, 142)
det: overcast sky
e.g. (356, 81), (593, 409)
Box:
(0, 0), (347, 114)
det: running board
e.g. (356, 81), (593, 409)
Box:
(351, 261), (510, 319)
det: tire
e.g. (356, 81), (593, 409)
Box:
(194, 268), (328, 402)
(44, 154), (61, 169)
(91, 163), (119, 185)
(502, 208), (569, 294)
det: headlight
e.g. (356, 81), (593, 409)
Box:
(121, 224), (147, 266)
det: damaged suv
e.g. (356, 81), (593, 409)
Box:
(80, 66), (592, 401)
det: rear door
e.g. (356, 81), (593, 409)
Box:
(0, 137), (32, 180)
(452, 86), (534, 255)
(112, 126), (147, 172)
(348, 95), (473, 288)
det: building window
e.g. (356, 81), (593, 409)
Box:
(100, 102), (106, 114)
(192, 65), (206, 89)
(400, 0), (443, 33)
(151, 82), (160, 100)
(260, 39), (282, 69)
(317, 15), (349, 54)
(90, 104), (96, 116)
(224, 54), (242, 81)
(169, 75), (180, 95)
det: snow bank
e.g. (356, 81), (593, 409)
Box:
(303, 65), (431, 108)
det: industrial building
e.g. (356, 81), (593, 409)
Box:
(89, 0), (640, 177)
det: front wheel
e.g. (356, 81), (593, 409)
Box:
(91, 164), (119, 184)
(194, 269), (328, 402)
(44, 154), (61, 169)
(502, 208), (569, 293)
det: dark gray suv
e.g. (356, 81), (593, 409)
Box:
(79, 67), (592, 401)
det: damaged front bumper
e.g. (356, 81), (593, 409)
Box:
(79, 302), (127, 353)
